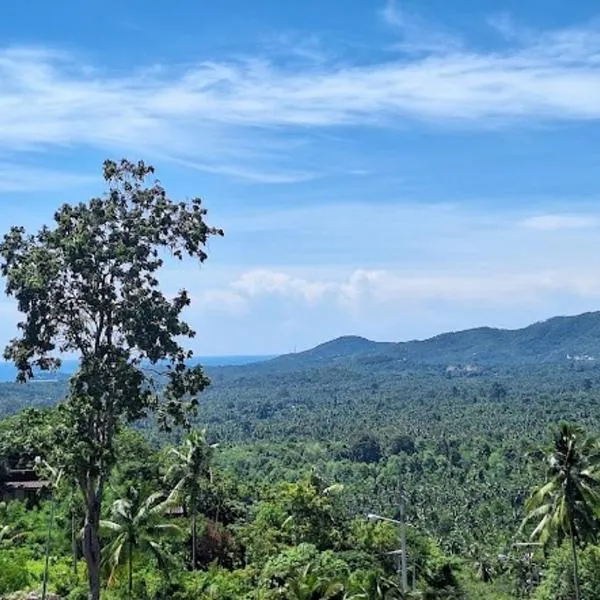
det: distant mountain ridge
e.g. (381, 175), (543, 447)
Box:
(252, 311), (600, 372)
(1, 313), (599, 383)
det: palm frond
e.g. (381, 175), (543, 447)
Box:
(99, 520), (122, 533)
(147, 540), (174, 574)
(104, 536), (126, 588)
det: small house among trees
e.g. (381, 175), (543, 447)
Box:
(1, 467), (49, 504)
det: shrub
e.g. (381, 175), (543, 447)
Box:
(0, 549), (31, 595)
(174, 566), (253, 600)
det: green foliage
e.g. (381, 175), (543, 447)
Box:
(421, 551), (463, 599)
(534, 543), (600, 600)
(0, 551), (86, 597)
(0, 548), (31, 594)
(100, 486), (182, 595)
(258, 543), (350, 593)
(284, 562), (346, 599)
(165, 428), (216, 568)
(111, 430), (162, 495)
(347, 433), (382, 464)
(175, 566), (253, 600)
(522, 422), (600, 546)
(522, 422), (600, 599)
(389, 434), (417, 457)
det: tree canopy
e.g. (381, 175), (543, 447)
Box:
(0, 159), (222, 600)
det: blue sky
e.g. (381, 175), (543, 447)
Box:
(2, 0), (600, 355)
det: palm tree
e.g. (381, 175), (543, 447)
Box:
(349, 572), (405, 599)
(285, 563), (346, 600)
(467, 543), (495, 584)
(100, 486), (182, 598)
(521, 422), (600, 600)
(166, 428), (216, 568)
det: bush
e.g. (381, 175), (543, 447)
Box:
(0, 549), (31, 595)
(259, 543), (350, 591)
(174, 566), (254, 600)
(23, 556), (85, 597)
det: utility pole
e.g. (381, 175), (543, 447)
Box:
(400, 493), (408, 593)
(367, 495), (410, 595)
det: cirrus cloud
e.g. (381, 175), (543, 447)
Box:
(4, 17), (600, 185)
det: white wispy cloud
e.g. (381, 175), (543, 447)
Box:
(379, 0), (463, 55)
(231, 269), (335, 303)
(3, 17), (600, 183)
(487, 13), (528, 42)
(519, 214), (600, 231)
(193, 289), (248, 315)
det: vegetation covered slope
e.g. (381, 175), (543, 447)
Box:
(250, 311), (600, 372)
(4, 329), (600, 597)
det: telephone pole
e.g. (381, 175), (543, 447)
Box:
(400, 493), (408, 593)
(367, 489), (409, 594)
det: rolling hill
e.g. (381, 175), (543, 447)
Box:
(3, 311), (600, 421)
(232, 311), (600, 374)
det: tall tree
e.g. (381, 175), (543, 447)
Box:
(101, 486), (181, 598)
(521, 422), (600, 600)
(0, 159), (222, 599)
(166, 428), (216, 568)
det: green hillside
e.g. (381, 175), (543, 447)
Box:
(247, 311), (600, 373)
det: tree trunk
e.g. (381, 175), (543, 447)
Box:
(42, 497), (56, 600)
(128, 538), (133, 599)
(71, 507), (78, 576)
(570, 529), (581, 600)
(83, 493), (102, 600)
(192, 509), (197, 570)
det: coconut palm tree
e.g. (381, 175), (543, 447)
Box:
(467, 543), (495, 584)
(349, 571), (405, 599)
(285, 562), (346, 600)
(165, 428), (216, 568)
(521, 422), (600, 600)
(100, 486), (181, 598)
